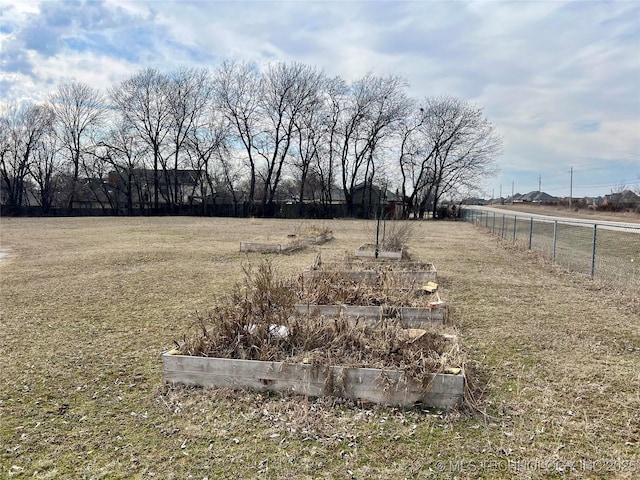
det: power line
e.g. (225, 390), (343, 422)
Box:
(575, 180), (640, 189)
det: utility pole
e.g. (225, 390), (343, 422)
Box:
(569, 166), (573, 209)
(511, 181), (514, 204)
(499, 184), (503, 204)
(538, 174), (542, 192)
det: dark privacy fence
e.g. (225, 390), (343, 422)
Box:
(0, 202), (387, 219)
(461, 208), (640, 296)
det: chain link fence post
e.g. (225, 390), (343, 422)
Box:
(462, 208), (639, 297)
(591, 224), (597, 279)
(552, 220), (557, 263)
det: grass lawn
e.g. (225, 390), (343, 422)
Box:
(1, 216), (638, 479)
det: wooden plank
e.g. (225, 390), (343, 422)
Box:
(342, 305), (383, 319)
(354, 243), (403, 259)
(294, 304), (383, 319)
(294, 304), (384, 320)
(354, 250), (403, 259)
(295, 303), (446, 325)
(294, 304), (342, 317)
(239, 241), (300, 253)
(398, 306), (447, 324)
(163, 357), (329, 397)
(389, 271), (437, 283)
(163, 354), (464, 407)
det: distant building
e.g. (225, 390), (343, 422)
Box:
(460, 197), (487, 206)
(516, 191), (557, 204)
(106, 168), (205, 208)
(603, 190), (640, 209)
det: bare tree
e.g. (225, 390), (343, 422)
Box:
(255, 62), (324, 212)
(110, 68), (171, 210)
(29, 127), (60, 213)
(291, 107), (321, 214)
(358, 75), (411, 213)
(0, 102), (56, 209)
(210, 147), (245, 215)
(185, 106), (230, 214)
(96, 119), (150, 214)
(79, 150), (116, 212)
(314, 76), (347, 210)
(398, 104), (437, 218)
(276, 66), (328, 214)
(213, 61), (262, 212)
(335, 73), (410, 216)
(50, 83), (105, 209)
(166, 68), (213, 208)
(416, 96), (501, 218)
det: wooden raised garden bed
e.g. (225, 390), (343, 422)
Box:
(297, 259), (448, 325)
(354, 242), (402, 259)
(303, 231), (333, 245)
(240, 231), (332, 253)
(163, 353), (464, 408)
(165, 258), (464, 409)
(240, 241), (303, 253)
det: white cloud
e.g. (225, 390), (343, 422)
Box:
(0, 0), (637, 197)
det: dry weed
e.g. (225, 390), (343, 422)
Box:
(294, 222), (332, 238)
(381, 221), (415, 252)
(177, 259), (460, 386)
(297, 269), (440, 307)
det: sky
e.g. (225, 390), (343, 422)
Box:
(1, 0), (639, 199)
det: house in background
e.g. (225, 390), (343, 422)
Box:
(107, 168), (206, 209)
(603, 190), (640, 209)
(513, 191), (558, 204)
(350, 183), (404, 218)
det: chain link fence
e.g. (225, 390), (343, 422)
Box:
(461, 208), (640, 297)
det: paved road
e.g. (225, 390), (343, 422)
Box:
(465, 205), (640, 234)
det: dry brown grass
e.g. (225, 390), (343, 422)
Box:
(1, 216), (638, 479)
(243, 221), (332, 245)
(294, 222), (332, 239)
(494, 203), (640, 223)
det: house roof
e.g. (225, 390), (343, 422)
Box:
(520, 191), (557, 202)
(352, 182), (400, 202)
(605, 190), (640, 204)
